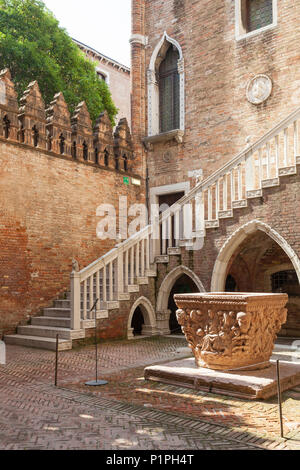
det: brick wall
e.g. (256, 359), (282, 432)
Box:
(0, 138), (144, 334)
(133, 0), (300, 190)
(0, 69), (145, 334)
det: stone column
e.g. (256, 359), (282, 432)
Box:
(156, 310), (171, 336)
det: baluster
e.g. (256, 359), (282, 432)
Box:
(71, 272), (81, 330)
(275, 135), (280, 177)
(141, 238), (145, 277)
(162, 219), (167, 254)
(146, 235), (150, 270)
(135, 242), (140, 278)
(183, 204), (192, 240)
(96, 270), (100, 313)
(195, 192), (205, 233)
(230, 170), (235, 204)
(125, 250), (129, 288)
(83, 279), (87, 320)
(89, 275), (94, 319)
(237, 164), (242, 200)
(168, 214), (173, 248)
(216, 182), (220, 218)
(208, 188), (212, 221)
(103, 265), (107, 303)
(117, 250), (124, 298)
(223, 174), (228, 210)
(130, 246), (134, 284)
(109, 262), (113, 301)
(266, 142), (271, 179)
(174, 210), (180, 246)
(259, 148), (263, 187)
(284, 128), (288, 167)
(245, 152), (254, 193)
(294, 121), (298, 163)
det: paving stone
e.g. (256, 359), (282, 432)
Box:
(0, 339), (299, 450)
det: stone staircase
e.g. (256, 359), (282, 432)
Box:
(5, 106), (300, 350)
(5, 263), (159, 351)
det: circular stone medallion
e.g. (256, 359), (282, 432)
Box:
(246, 75), (272, 105)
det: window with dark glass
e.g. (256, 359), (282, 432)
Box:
(97, 72), (107, 82)
(159, 46), (180, 133)
(271, 270), (300, 296)
(246, 0), (273, 32)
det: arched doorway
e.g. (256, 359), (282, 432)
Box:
(168, 274), (200, 334)
(213, 221), (300, 337)
(156, 265), (205, 335)
(127, 297), (157, 339)
(131, 306), (144, 336)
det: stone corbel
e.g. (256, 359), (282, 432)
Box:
(143, 129), (184, 149)
(129, 34), (148, 47)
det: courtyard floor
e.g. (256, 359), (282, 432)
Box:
(0, 336), (299, 450)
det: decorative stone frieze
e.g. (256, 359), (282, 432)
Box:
(175, 293), (288, 371)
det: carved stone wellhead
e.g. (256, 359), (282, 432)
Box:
(175, 293), (288, 371)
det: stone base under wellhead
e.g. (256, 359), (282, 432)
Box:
(144, 358), (300, 400)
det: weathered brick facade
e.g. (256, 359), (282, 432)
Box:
(132, 0), (300, 187)
(0, 69), (144, 334)
(128, 0), (300, 337)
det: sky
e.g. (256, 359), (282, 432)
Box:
(43, 0), (132, 67)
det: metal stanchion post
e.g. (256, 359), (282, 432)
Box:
(55, 334), (59, 387)
(276, 359), (284, 439)
(85, 298), (108, 387)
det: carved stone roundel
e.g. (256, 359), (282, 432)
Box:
(246, 75), (272, 105)
(163, 152), (171, 163)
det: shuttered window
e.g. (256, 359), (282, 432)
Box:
(247, 0), (273, 32)
(159, 46), (180, 133)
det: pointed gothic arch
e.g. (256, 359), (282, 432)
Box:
(211, 220), (300, 292)
(147, 32), (185, 136)
(127, 297), (157, 339)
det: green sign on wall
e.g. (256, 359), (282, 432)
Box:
(123, 177), (130, 186)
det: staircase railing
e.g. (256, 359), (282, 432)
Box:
(71, 106), (300, 330)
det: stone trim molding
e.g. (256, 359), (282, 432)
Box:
(149, 181), (190, 208)
(147, 32), (185, 137)
(127, 296), (157, 339)
(156, 265), (206, 314)
(211, 220), (300, 292)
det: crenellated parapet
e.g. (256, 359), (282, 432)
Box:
(46, 92), (72, 157)
(114, 118), (134, 172)
(71, 101), (94, 163)
(18, 81), (47, 149)
(0, 69), (19, 142)
(93, 110), (115, 169)
(0, 69), (136, 175)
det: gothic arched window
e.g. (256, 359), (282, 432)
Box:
(158, 46), (180, 133)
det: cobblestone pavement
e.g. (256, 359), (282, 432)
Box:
(0, 337), (299, 450)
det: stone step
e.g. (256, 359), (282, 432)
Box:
(43, 308), (71, 318)
(32, 316), (71, 328)
(137, 277), (149, 285)
(17, 325), (84, 340)
(4, 334), (72, 351)
(53, 299), (70, 309)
